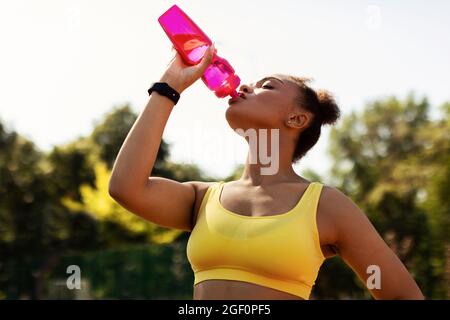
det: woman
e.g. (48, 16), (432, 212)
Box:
(109, 44), (424, 300)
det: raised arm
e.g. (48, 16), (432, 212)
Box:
(108, 44), (215, 232)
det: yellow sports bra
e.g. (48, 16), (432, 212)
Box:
(186, 180), (325, 300)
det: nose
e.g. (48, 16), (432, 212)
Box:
(238, 83), (254, 94)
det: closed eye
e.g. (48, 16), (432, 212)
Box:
(262, 85), (273, 89)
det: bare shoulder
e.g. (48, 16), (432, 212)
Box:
(318, 184), (364, 219)
(319, 181), (353, 204)
(316, 184), (365, 245)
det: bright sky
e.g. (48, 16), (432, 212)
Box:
(1, 0), (449, 181)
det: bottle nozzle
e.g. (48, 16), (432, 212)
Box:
(229, 90), (239, 98)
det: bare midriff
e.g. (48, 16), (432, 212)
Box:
(193, 280), (304, 300)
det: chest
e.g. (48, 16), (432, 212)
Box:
(219, 184), (308, 217)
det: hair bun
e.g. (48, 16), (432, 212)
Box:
(316, 89), (341, 125)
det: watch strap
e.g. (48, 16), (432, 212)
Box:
(148, 82), (180, 105)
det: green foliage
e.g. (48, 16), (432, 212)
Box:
(0, 122), (100, 299)
(1, 92), (449, 299)
(46, 140), (96, 202)
(0, 105), (208, 299)
(320, 93), (450, 299)
(91, 104), (170, 170)
(47, 241), (193, 299)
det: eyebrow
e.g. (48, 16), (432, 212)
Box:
(252, 76), (285, 87)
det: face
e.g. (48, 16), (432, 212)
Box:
(225, 74), (310, 132)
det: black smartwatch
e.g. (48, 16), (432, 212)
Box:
(148, 82), (180, 105)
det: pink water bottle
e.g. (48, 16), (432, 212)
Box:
(158, 4), (240, 98)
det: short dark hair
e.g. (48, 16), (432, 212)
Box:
(288, 75), (341, 163)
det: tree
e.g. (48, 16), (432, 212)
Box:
(0, 121), (99, 299)
(90, 104), (170, 171)
(317, 93), (449, 298)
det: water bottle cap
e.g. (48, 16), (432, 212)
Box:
(229, 90), (239, 98)
(214, 74), (241, 98)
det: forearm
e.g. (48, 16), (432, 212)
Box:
(384, 280), (425, 300)
(109, 91), (176, 196)
(392, 292), (425, 300)
(109, 44), (212, 198)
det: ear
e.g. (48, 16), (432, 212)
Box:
(285, 113), (310, 129)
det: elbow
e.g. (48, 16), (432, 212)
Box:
(108, 176), (127, 202)
(108, 179), (120, 200)
(108, 165), (135, 202)
(109, 175), (142, 205)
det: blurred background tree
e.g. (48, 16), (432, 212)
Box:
(0, 94), (448, 299)
(312, 94), (449, 299)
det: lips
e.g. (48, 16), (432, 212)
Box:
(228, 96), (241, 104)
(228, 92), (246, 104)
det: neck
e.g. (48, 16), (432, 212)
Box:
(237, 128), (302, 186)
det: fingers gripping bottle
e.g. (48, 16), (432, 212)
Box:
(158, 4), (240, 98)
